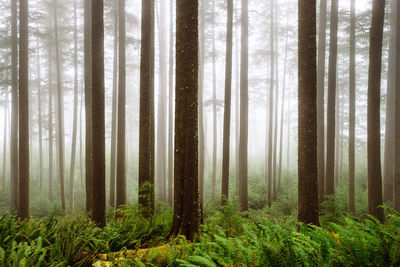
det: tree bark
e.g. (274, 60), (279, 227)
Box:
(47, 17), (54, 201)
(91, 0), (106, 228)
(36, 30), (43, 192)
(348, 0), (356, 215)
(139, 0), (155, 214)
(2, 81), (8, 191)
(109, 0), (118, 208)
(297, 0), (319, 226)
(116, 0), (127, 208)
(170, 0), (200, 240)
(18, 0), (29, 220)
(211, 0), (217, 201)
(10, 0), (19, 212)
(367, 0), (385, 223)
(325, 0), (338, 197)
(238, 0), (249, 211)
(317, 0), (327, 204)
(167, 0), (174, 204)
(221, 0), (233, 206)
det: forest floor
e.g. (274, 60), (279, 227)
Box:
(0, 200), (399, 266)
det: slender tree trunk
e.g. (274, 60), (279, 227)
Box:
(286, 83), (291, 182)
(69, 0), (78, 212)
(384, 0), (396, 203)
(79, 86), (83, 187)
(367, 0), (385, 222)
(156, 0), (167, 202)
(53, 0), (66, 212)
(334, 88), (340, 186)
(298, 0), (319, 226)
(272, 10), (279, 201)
(36, 31), (43, 192)
(2, 85), (7, 191)
(109, 0), (118, 208)
(348, 0), (356, 214)
(18, 0), (29, 220)
(393, 0), (400, 211)
(139, 0), (155, 214)
(221, 0), (233, 206)
(84, 0), (93, 215)
(91, 0), (106, 228)
(211, 0), (217, 201)
(167, 0), (174, 204)
(170, 0), (200, 240)
(317, 0), (327, 204)
(116, 0), (127, 208)
(48, 22), (54, 201)
(266, 0), (274, 208)
(235, 3), (240, 194)
(325, 0), (338, 197)
(10, 0), (19, 212)
(238, 0), (249, 211)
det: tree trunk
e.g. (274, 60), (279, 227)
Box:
(157, 0), (167, 202)
(36, 31), (43, 192)
(325, 0), (338, 197)
(238, 0), (249, 211)
(84, 0), (93, 216)
(69, 0), (78, 212)
(317, 0), (327, 204)
(2, 82), (7, 191)
(297, 0), (319, 226)
(384, 0), (396, 203)
(169, 0), (200, 240)
(48, 19), (54, 201)
(266, 0), (274, 208)
(10, 0), (19, 212)
(348, 0), (356, 214)
(18, 0), (29, 220)
(139, 0), (155, 214)
(367, 0), (385, 222)
(53, 0), (66, 212)
(393, 0), (400, 211)
(91, 0), (106, 228)
(221, 0), (233, 206)
(211, 0), (217, 201)
(168, 0), (174, 204)
(109, 0), (118, 208)
(116, 0), (127, 208)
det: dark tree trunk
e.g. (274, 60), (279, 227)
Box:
(325, 0), (338, 197)
(109, 0), (118, 208)
(393, 0), (400, 211)
(383, 0), (396, 203)
(348, 0), (356, 215)
(116, 0), (127, 208)
(139, 0), (155, 214)
(18, 0), (29, 220)
(367, 0), (385, 222)
(84, 0), (93, 216)
(170, 0), (200, 240)
(297, 0), (319, 226)
(317, 0), (327, 204)
(53, 0), (66, 212)
(10, 0), (19, 212)
(221, 0), (233, 206)
(238, 0), (249, 211)
(168, 0), (174, 204)
(266, 0), (274, 208)
(69, 0), (78, 212)
(91, 0), (106, 228)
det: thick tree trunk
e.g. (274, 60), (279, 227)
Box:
(53, 0), (66, 212)
(168, 0), (174, 204)
(139, 0), (155, 214)
(116, 0), (127, 208)
(393, 0), (400, 211)
(84, 0), (93, 215)
(367, 0), (385, 222)
(170, 0), (200, 240)
(69, 0), (78, 212)
(297, 0), (319, 226)
(109, 0), (118, 208)
(317, 0), (327, 204)
(238, 0), (249, 211)
(325, 0), (338, 197)
(348, 0), (356, 214)
(18, 0), (29, 220)
(91, 0), (106, 228)
(221, 0), (233, 206)
(384, 0), (396, 203)
(10, 0), (19, 212)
